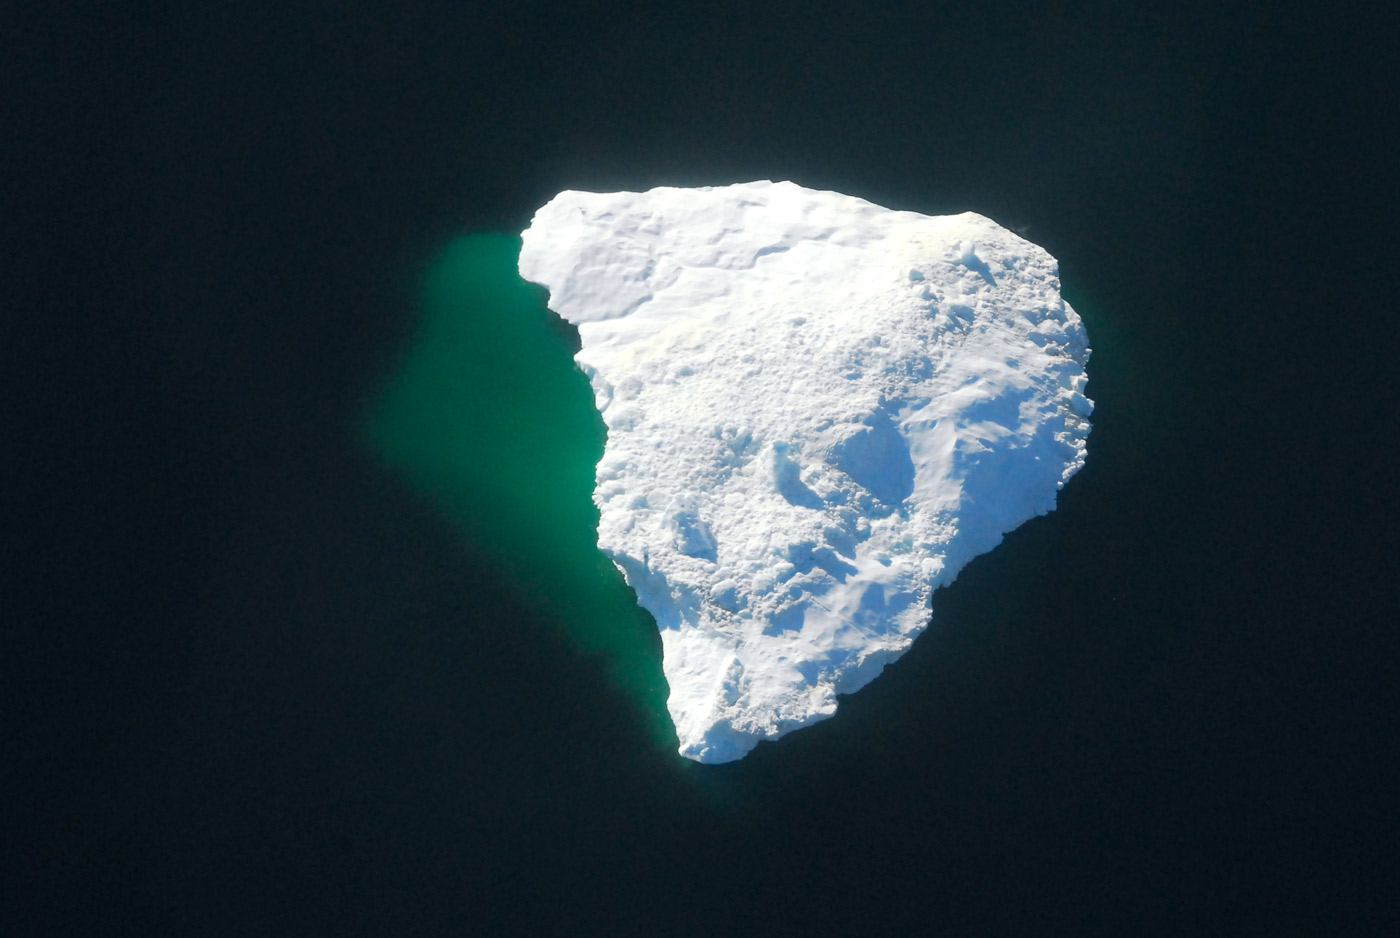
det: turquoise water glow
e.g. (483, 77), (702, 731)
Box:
(363, 234), (675, 749)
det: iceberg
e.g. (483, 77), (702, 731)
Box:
(519, 181), (1092, 763)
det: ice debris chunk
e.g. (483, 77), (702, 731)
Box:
(519, 181), (1092, 763)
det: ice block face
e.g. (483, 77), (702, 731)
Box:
(520, 180), (1092, 763)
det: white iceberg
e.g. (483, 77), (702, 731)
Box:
(519, 181), (1091, 763)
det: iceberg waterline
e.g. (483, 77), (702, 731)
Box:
(520, 181), (1092, 763)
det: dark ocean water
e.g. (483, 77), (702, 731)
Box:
(6, 2), (1395, 935)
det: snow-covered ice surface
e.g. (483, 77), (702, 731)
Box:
(519, 181), (1092, 763)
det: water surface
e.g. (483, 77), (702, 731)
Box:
(364, 234), (675, 749)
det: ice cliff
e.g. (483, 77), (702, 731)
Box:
(519, 181), (1092, 763)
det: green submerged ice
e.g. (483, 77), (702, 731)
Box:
(364, 234), (674, 749)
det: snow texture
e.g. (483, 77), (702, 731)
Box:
(519, 181), (1092, 763)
